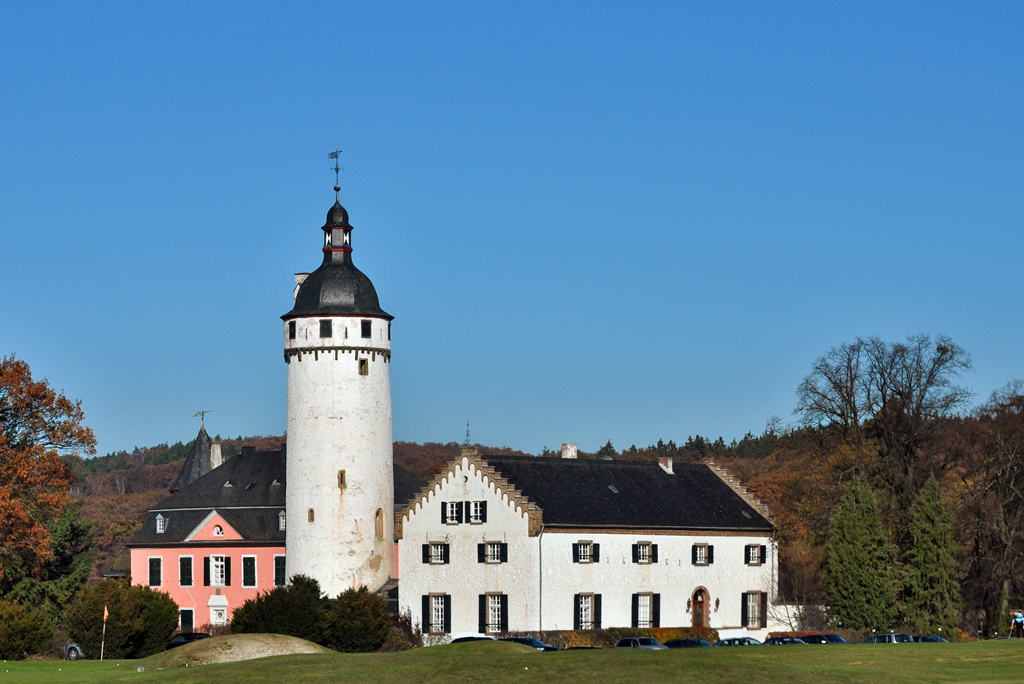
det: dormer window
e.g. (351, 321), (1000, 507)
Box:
(156, 514), (166, 534)
(279, 510), (287, 531)
(213, 525), (224, 537)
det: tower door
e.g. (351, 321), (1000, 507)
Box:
(692, 589), (705, 628)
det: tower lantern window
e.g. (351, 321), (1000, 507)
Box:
(324, 230), (332, 248)
(320, 320), (332, 338)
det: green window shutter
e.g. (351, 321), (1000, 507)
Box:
(708, 545), (714, 564)
(455, 502), (464, 524)
(594, 594), (602, 629)
(631, 594), (639, 628)
(692, 545), (698, 564)
(760, 545), (767, 565)
(480, 501), (487, 522)
(478, 595), (486, 633)
(652, 594), (661, 628)
(224, 556), (232, 586)
(423, 544), (430, 564)
(478, 543), (486, 563)
(441, 502), (447, 524)
(593, 544), (600, 563)
(651, 544), (658, 563)
(500, 543), (508, 563)
(631, 544), (639, 563)
(422, 595), (431, 633)
(572, 543), (579, 563)
(442, 544), (450, 564)
(741, 593), (749, 627)
(760, 593), (768, 628)
(574, 594), (581, 630)
(443, 595), (451, 633)
(500, 595), (508, 632)
(203, 557), (210, 586)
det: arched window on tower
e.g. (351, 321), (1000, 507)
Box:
(375, 509), (384, 539)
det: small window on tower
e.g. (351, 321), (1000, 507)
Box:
(359, 359), (369, 376)
(375, 509), (384, 539)
(307, 508), (315, 523)
(387, 322), (391, 341)
(361, 320), (372, 338)
(320, 320), (332, 338)
(338, 470), (346, 489)
(288, 321), (296, 340)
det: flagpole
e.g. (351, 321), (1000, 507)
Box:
(100, 605), (108, 661)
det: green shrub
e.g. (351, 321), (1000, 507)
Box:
(63, 579), (178, 659)
(231, 574), (327, 643)
(323, 587), (390, 653)
(0, 601), (55, 659)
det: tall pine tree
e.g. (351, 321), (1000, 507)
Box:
(902, 476), (962, 634)
(825, 479), (899, 630)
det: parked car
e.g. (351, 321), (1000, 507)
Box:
(863, 633), (914, 644)
(614, 637), (668, 650)
(450, 635), (496, 644)
(764, 636), (807, 645)
(914, 635), (949, 643)
(663, 638), (713, 648)
(802, 634), (848, 644)
(64, 643), (86, 660)
(715, 637), (762, 646)
(500, 637), (559, 651)
(165, 632), (212, 650)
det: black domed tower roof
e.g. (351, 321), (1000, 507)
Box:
(282, 187), (392, 321)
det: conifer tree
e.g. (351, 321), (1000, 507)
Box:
(824, 479), (899, 630)
(903, 476), (963, 634)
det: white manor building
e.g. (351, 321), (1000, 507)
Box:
(397, 446), (781, 638)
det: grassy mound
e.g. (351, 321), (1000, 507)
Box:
(143, 633), (331, 667)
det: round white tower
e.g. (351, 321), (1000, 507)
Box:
(282, 183), (394, 596)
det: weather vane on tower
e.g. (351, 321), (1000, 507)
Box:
(193, 406), (212, 428)
(329, 149), (343, 200)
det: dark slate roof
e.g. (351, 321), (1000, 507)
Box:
(394, 465), (425, 512)
(484, 456), (773, 532)
(281, 198), (392, 321)
(169, 425), (213, 493)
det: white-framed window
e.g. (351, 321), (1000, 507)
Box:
(211, 555), (226, 586)
(430, 543), (447, 564)
(486, 542), (503, 563)
(693, 544), (708, 565)
(488, 594), (502, 633)
(447, 502), (459, 524)
(747, 592), (760, 628)
(179, 608), (194, 633)
(746, 544), (764, 566)
(213, 525), (224, 537)
(148, 557), (162, 588)
(636, 593), (652, 628)
(578, 542), (592, 563)
(278, 510), (286, 531)
(579, 594), (593, 630)
(156, 514), (166, 534)
(470, 501), (484, 523)
(636, 542), (652, 564)
(431, 595), (446, 634)
(179, 555), (193, 588)
(242, 555), (257, 588)
(211, 607), (227, 626)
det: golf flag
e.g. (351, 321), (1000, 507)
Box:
(103, 605), (108, 623)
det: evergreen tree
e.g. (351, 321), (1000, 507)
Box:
(824, 479), (899, 630)
(902, 476), (963, 634)
(323, 586), (390, 652)
(595, 440), (616, 459)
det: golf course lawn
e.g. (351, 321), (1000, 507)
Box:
(4, 639), (1022, 684)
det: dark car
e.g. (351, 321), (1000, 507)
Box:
(764, 636), (807, 645)
(664, 638), (713, 648)
(863, 633), (914, 644)
(802, 634), (848, 644)
(914, 635), (949, 643)
(500, 637), (559, 651)
(165, 632), (212, 650)
(566, 645), (603, 650)
(615, 637), (668, 650)
(450, 635), (496, 644)
(64, 643), (86, 660)
(715, 637), (762, 646)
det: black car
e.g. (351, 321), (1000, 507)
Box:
(500, 637), (559, 651)
(450, 636), (496, 644)
(664, 638), (713, 648)
(802, 634), (848, 644)
(764, 636), (808, 645)
(165, 632), (212, 650)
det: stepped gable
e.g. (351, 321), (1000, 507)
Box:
(482, 455), (773, 531)
(169, 425), (214, 493)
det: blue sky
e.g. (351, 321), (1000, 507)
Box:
(2, 3), (1022, 456)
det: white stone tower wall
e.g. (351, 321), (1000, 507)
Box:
(285, 315), (394, 596)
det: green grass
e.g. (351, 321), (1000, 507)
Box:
(5, 639), (1024, 684)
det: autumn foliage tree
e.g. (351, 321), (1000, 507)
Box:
(0, 355), (95, 588)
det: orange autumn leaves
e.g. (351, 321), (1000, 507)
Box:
(0, 355), (95, 583)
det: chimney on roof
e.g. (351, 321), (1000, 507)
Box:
(211, 442), (223, 469)
(241, 445), (255, 457)
(561, 443), (577, 459)
(659, 457), (674, 474)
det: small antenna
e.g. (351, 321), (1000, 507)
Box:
(328, 149), (343, 199)
(193, 406), (212, 428)
(465, 421), (471, 446)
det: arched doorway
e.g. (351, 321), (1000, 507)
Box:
(692, 588), (707, 628)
